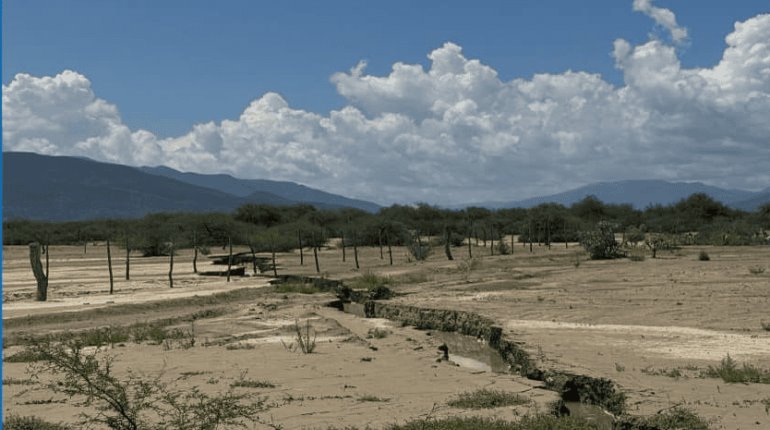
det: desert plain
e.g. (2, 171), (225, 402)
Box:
(3, 241), (770, 429)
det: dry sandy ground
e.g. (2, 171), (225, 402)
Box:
(3, 243), (770, 429)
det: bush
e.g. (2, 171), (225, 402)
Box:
(579, 221), (623, 260)
(3, 415), (72, 430)
(447, 389), (528, 409)
(698, 250), (710, 261)
(407, 241), (431, 261)
(24, 339), (263, 429)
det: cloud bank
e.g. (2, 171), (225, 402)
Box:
(3, 10), (770, 205)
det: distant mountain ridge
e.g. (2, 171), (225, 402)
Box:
(457, 180), (769, 211)
(140, 166), (380, 213)
(2, 152), (380, 221)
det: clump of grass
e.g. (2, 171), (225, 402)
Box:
(761, 321), (770, 332)
(230, 379), (275, 389)
(698, 250), (710, 261)
(274, 282), (319, 294)
(225, 342), (256, 350)
(749, 266), (766, 275)
(3, 415), (72, 430)
(641, 366), (684, 379)
(357, 394), (390, 402)
(702, 354), (770, 384)
(4, 349), (42, 363)
(367, 328), (390, 339)
(447, 389), (528, 409)
(628, 253), (645, 262)
(619, 406), (710, 430)
(281, 319), (317, 354)
(3, 377), (37, 385)
(386, 415), (595, 430)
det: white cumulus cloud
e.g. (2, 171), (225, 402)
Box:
(633, 0), (688, 44)
(4, 12), (770, 205)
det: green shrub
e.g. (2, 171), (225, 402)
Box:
(698, 250), (710, 261)
(447, 389), (528, 409)
(702, 354), (770, 384)
(579, 221), (623, 260)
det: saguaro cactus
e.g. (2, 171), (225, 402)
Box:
(29, 242), (48, 301)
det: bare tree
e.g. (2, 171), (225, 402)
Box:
(226, 236), (233, 283)
(192, 230), (198, 274)
(298, 229), (304, 265)
(341, 231), (346, 262)
(125, 235), (130, 280)
(444, 226), (454, 261)
(168, 241), (175, 288)
(352, 230), (360, 269)
(107, 239), (114, 294)
(29, 242), (48, 301)
(312, 233), (320, 273)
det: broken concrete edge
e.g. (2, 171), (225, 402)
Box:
(364, 301), (626, 417)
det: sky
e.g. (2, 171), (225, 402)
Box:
(2, 0), (769, 205)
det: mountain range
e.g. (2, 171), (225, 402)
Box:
(458, 180), (770, 211)
(2, 152), (768, 221)
(2, 152), (379, 221)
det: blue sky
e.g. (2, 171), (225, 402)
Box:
(3, 1), (770, 204)
(4, 0), (763, 137)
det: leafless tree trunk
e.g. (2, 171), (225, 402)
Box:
(546, 216), (551, 250)
(107, 239), (114, 294)
(29, 242), (48, 301)
(467, 223), (473, 258)
(510, 233), (515, 255)
(490, 231), (495, 256)
(192, 230), (198, 274)
(125, 236), (130, 280)
(352, 230), (360, 269)
(378, 228), (384, 260)
(270, 239), (278, 277)
(169, 241), (174, 288)
(226, 236), (232, 283)
(386, 231), (393, 265)
(312, 233), (320, 273)
(249, 244), (258, 275)
(444, 226), (454, 261)
(298, 230), (304, 265)
(482, 228), (487, 247)
(341, 231), (346, 262)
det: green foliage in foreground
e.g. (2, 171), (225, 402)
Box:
(447, 389), (529, 409)
(329, 415), (600, 430)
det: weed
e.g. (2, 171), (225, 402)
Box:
(702, 354), (770, 384)
(614, 363), (625, 372)
(698, 250), (710, 261)
(226, 342), (256, 350)
(619, 406), (710, 430)
(367, 328), (390, 339)
(357, 394), (390, 402)
(293, 319), (316, 354)
(4, 349), (41, 363)
(447, 389), (528, 409)
(3, 415), (72, 430)
(274, 282), (319, 294)
(761, 321), (770, 332)
(628, 253), (645, 262)
(3, 377), (37, 385)
(749, 266), (766, 275)
(230, 379), (276, 389)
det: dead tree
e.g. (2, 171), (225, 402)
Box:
(169, 241), (174, 288)
(546, 216), (552, 250)
(298, 230), (304, 265)
(125, 235), (130, 280)
(226, 237), (233, 283)
(107, 239), (114, 294)
(510, 232), (515, 255)
(192, 230), (198, 274)
(444, 226), (454, 261)
(467, 223), (473, 258)
(312, 233), (320, 273)
(378, 228), (384, 260)
(490, 231), (495, 256)
(249, 244), (258, 275)
(386, 231), (393, 265)
(29, 242), (48, 301)
(341, 231), (346, 262)
(352, 230), (360, 269)
(270, 238), (278, 277)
